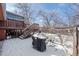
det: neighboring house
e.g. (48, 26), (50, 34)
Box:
(0, 3), (25, 41)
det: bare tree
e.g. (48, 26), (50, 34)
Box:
(68, 3), (79, 26)
(49, 11), (67, 28)
(37, 9), (67, 28)
(37, 10), (52, 28)
(15, 3), (34, 25)
(37, 10), (67, 45)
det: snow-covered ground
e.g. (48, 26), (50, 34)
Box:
(0, 41), (4, 55)
(0, 33), (73, 56)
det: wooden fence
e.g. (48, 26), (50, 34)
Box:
(40, 26), (79, 56)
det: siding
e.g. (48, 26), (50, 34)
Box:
(6, 11), (24, 21)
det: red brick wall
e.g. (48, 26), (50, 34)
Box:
(0, 29), (6, 41)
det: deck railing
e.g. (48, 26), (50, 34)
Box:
(0, 20), (25, 29)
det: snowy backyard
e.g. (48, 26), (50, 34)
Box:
(1, 3), (79, 56)
(0, 33), (73, 56)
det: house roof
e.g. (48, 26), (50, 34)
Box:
(6, 11), (24, 21)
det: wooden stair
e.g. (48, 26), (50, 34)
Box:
(19, 23), (39, 39)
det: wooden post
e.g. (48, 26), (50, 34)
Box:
(77, 27), (79, 55)
(73, 27), (78, 56)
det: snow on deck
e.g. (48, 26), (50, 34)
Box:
(1, 38), (66, 56)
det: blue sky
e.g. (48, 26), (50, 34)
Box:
(6, 3), (75, 26)
(6, 3), (73, 15)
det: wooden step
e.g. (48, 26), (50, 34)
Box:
(20, 23), (39, 39)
